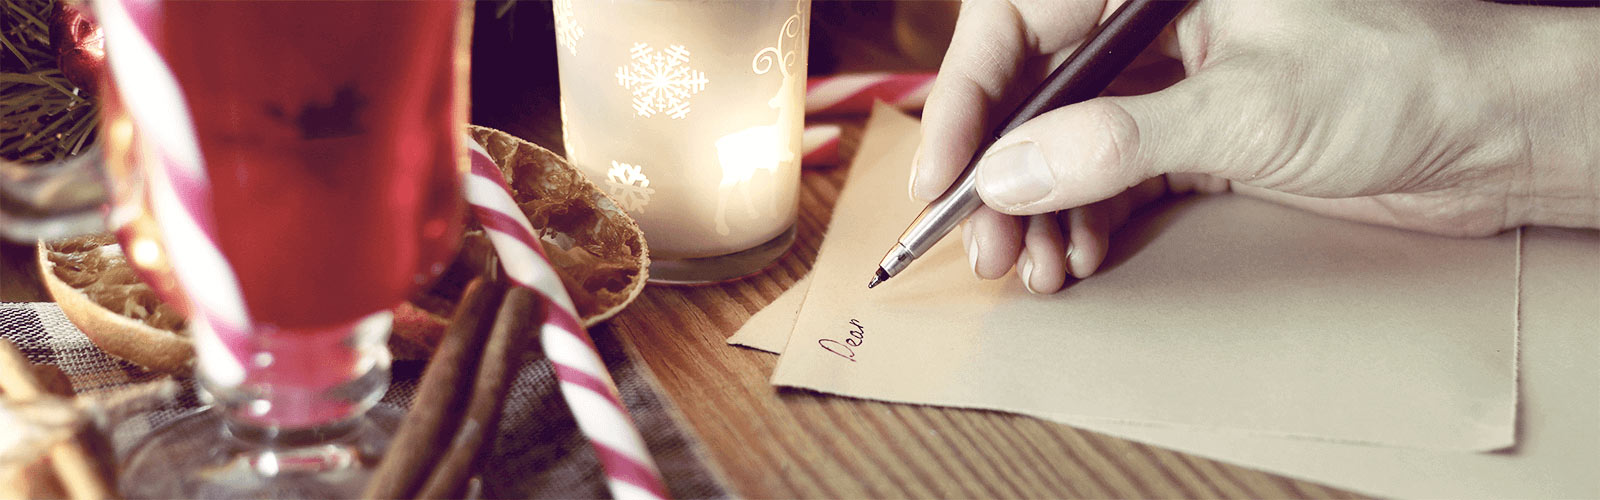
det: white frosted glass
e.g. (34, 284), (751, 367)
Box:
(555, 0), (810, 259)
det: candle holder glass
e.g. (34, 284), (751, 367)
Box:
(555, 0), (810, 284)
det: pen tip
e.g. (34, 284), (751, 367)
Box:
(868, 269), (890, 289)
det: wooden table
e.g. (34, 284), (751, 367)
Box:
(591, 163), (1357, 498)
(1, 3), (1363, 497)
(487, 5), (1359, 497)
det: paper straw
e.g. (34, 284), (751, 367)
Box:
(105, 4), (666, 495)
(98, 0), (253, 387)
(464, 139), (668, 500)
(806, 72), (934, 117)
(801, 124), (841, 167)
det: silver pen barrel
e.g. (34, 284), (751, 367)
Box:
(875, 161), (984, 280)
(867, 0), (1193, 290)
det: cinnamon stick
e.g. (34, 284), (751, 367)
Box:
(363, 276), (506, 500)
(0, 339), (47, 401)
(0, 340), (117, 500)
(415, 286), (542, 499)
(29, 365), (74, 398)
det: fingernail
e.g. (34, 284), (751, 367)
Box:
(1018, 251), (1039, 294)
(976, 141), (1054, 208)
(1064, 209), (1093, 278)
(1063, 243), (1077, 278)
(908, 146), (924, 202)
(963, 223), (980, 277)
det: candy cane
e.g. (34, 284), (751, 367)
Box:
(801, 124), (841, 167)
(464, 139), (668, 500)
(806, 72), (934, 117)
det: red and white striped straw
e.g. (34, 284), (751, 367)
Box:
(806, 72), (934, 117)
(103, 0), (666, 495)
(801, 124), (841, 167)
(464, 139), (668, 500)
(98, 0), (254, 388)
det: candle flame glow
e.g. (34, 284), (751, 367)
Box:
(129, 237), (163, 269)
(714, 124), (792, 236)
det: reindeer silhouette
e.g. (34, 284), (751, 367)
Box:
(714, 3), (804, 237)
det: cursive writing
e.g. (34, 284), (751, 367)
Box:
(818, 319), (866, 362)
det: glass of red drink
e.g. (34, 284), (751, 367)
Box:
(93, 0), (470, 497)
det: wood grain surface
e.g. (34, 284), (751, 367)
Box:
(479, 4), (1361, 496)
(594, 159), (1358, 499)
(0, 3), (1370, 497)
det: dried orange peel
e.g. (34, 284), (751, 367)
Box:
(38, 126), (649, 372)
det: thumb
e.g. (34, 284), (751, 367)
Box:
(973, 73), (1252, 215)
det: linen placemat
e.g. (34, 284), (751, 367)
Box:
(0, 302), (728, 499)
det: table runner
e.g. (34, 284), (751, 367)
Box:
(0, 302), (728, 499)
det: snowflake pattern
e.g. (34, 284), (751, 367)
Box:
(615, 44), (708, 119)
(605, 161), (655, 213)
(553, 0), (582, 55)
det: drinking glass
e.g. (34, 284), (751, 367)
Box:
(91, 1), (471, 497)
(555, 0), (810, 283)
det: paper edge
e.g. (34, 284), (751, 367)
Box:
(726, 275), (810, 354)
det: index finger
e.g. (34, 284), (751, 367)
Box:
(911, 0), (1116, 203)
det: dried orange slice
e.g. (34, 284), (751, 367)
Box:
(38, 126), (649, 371)
(37, 233), (193, 374)
(396, 126), (651, 348)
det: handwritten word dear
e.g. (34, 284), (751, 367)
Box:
(818, 319), (866, 362)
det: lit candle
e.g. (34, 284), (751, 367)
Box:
(555, 0), (810, 283)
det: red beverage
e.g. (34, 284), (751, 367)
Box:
(102, 3), (470, 493)
(99, 0), (468, 432)
(106, 1), (466, 329)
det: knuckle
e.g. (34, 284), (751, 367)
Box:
(1076, 99), (1142, 179)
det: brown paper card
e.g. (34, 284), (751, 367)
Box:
(768, 103), (1518, 451)
(727, 274), (809, 353)
(1067, 227), (1598, 498)
(735, 228), (1596, 498)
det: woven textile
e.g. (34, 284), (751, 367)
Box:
(0, 302), (727, 499)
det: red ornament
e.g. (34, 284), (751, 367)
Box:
(50, 0), (106, 96)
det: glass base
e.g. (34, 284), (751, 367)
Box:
(648, 224), (796, 285)
(119, 405), (401, 499)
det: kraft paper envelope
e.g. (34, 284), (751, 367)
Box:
(726, 274), (810, 353)
(1063, 227), (1599, 498)
(764, 104), (1519, 451)
(731, 228), (1597, 499)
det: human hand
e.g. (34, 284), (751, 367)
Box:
(911, 0), (1600, 294)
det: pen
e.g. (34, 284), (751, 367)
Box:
(869, 0), (1193, 289)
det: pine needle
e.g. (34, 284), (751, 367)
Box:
(2, 0), (99, 164)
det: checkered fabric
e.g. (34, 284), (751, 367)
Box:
(0, 302), (727, 499)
